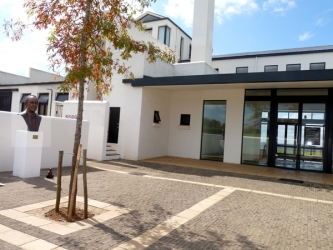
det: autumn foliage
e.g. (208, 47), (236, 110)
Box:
(4, 0), (176, 218)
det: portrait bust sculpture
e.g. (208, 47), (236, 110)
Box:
(19, 95), (42, 132)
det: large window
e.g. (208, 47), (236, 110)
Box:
(158, 26), (170, 47)
(242, 101), (270, 166)
(200, 101), (226, 162)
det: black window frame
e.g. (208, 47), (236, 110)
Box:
(20, 93), (31, 112)
(158, 26), (170, 47)
(180, 114), (191, 126)
(154, 111), (161, 124)
(236, 67), (248, 74)
(38, 93), (49, 116)
(56, 93), (69, 102)
(286, 64), (301, 71)
(264, 65), (278, 72)
(310, 62), (325, 70)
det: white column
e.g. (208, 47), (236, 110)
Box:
(191, 0), (215, 65)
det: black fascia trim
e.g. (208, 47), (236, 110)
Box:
(0, 88), (19, 92)
(142, 18), (192, 40)
(0, 81), (63, 87)
(212, 48), (333, 61)
(123, 69), (333, 87)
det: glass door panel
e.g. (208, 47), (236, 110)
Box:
(275, 103), (299, 169)
(201, 101), (226, 161)
(300, 103), (325, 171)
(241, 101), (270, 166)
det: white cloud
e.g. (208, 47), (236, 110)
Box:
(164, 0), (259, 27)
(263, 0), (296, 13)
(298, 32), (313, 41)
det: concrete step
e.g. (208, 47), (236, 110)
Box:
(105, 154), (121, 160)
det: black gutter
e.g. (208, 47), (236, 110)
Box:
(123, 69), (333, 87)
(0, 81), (63, 87)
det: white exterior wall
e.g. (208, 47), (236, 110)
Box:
(143, 19), (192, 61)
(137, 88), (171, 159)
(212, 52), (333, 73)
(0, 111), (89, 172)
(62, 101), (109, 161)
(0, 68), (64, 84)
(0, 84), (62, 116)
(168, 88), (245, 164)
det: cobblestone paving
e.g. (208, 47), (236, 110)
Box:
(94, 160), (333, 201)
(0, 159), (333, 249)
(147, 191), (333, 250)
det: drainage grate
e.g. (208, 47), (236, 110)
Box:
(278, 178), (304, 184)
(128, 172), (147, 176)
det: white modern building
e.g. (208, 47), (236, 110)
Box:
(91, 0), (333, 174)
(0, 68), (67, 117)
(2, 0), (333, 174)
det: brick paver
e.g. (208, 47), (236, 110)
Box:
(0, 159), (333, 249)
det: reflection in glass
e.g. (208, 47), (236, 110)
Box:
(241, 101), (270, 166)
(200, 101), (227, 161)
(275, 103), (298, 169)
(300, 103), (325, 171)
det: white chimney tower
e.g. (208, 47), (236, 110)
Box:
(191, 0), (215, 66)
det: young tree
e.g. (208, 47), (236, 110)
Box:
(4, 0), (176, 217)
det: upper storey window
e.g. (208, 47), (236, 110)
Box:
(236, 67), (248, 73)
(310, 62), (325, 70)
(158, 26), (170, 47)
(264, 65), (278, 72)
(145, 28), (152, 35)
(286, 64), (301, 71)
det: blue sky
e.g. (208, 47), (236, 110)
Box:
(0, 0), (332, 76)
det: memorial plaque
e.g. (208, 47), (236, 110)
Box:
(304, 127), (321, 145)
(32, 135), (38, 139)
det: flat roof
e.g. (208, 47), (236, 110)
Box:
(123, 69), (333, 87)
(0, 81), (63, 87)
(213, 45), (333, 60)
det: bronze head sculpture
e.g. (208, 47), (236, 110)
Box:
(20, 95), (42, 132)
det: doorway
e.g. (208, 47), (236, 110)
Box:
(275, 102), (325, 171)
(107, 107), (120, 143)
(200, 100), (226, 161)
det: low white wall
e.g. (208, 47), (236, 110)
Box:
(62, 101), (109, 161)
(0, 111), (89, 172)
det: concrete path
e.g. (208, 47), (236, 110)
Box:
(0, 159), (333, 249)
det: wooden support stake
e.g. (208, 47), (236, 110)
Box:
(83, 149), (88, 219)
(68, 144), (82, 222)
(55, 151), (64, 212)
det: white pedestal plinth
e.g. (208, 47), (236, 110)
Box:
(13, 130), (43, 178)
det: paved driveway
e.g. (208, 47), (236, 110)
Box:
(0, 160), (333, 249)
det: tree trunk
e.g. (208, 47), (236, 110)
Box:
(68, 0), (92, 214)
